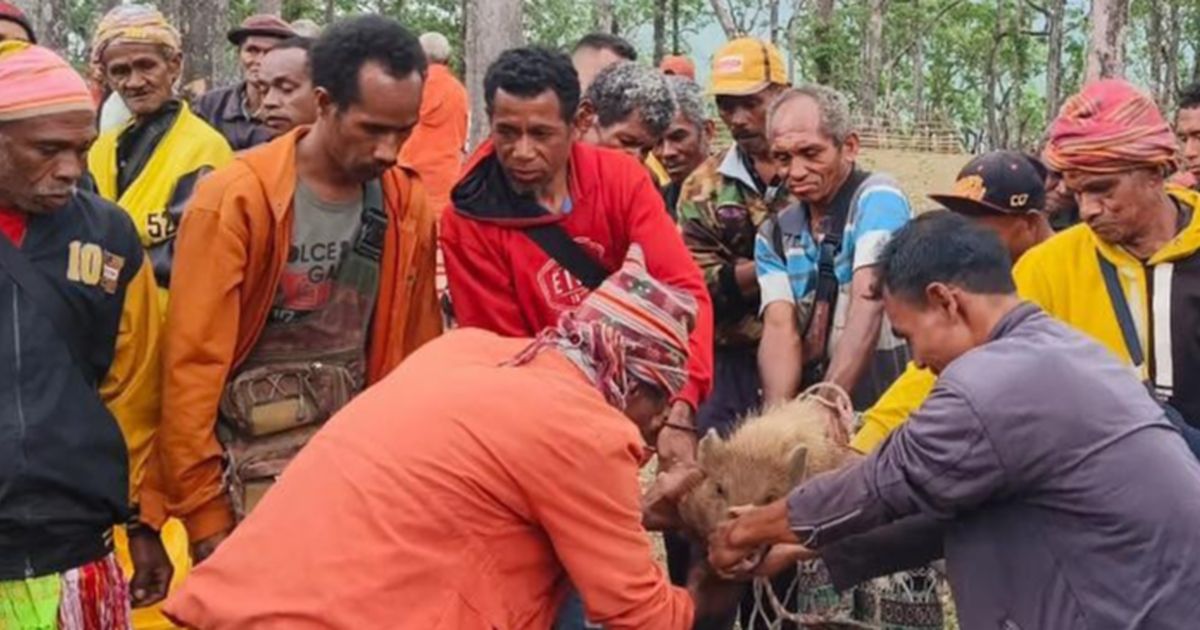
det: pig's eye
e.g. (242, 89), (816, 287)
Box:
(714, 483), (725, 498)
(763, 493), (777, 503)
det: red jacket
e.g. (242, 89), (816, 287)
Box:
(440, 141), (713, 408)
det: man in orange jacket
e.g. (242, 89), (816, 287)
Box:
(159, 15), (441, 565)
(397, 31), (467, 215)
(164, 246), (696, 630)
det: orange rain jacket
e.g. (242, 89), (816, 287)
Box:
(159, 128), (442, 542)
(398, 63), (468, 215)
(164, 329), (694, 630)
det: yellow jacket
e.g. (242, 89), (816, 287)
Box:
(853, 186), (1200, 452)
(88, 101), (233, 306)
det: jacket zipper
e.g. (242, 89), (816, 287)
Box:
(11, 291), (33, 577)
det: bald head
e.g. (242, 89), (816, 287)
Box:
(419, 32), (451, 64)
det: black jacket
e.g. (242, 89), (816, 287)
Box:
(0, 191), (160, 579)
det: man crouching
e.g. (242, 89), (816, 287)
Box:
(164, 245), (697, 630)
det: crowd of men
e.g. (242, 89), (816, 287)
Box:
(1, 2), (1199, 629)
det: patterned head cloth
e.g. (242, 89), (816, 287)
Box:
(508, 244), (696, 408)
(0, 41), (94, 122)
(90, 4), (181, 69)
(1043, 79), (1179, 174)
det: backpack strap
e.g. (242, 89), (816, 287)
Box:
(801, 168), (872, 377)
(524, 223), (609, 290)
(1096, 250), (1144, 368)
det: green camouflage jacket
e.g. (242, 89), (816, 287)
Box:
(675, 146), (789, 348)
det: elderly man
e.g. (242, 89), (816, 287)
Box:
(441, 46), (712, 471)
(574, 61), (676, 162)
(756, 85), (910, 409)
(256, 36), (317, 134)
(654, 77), (713, 219)
(0, 1), (34, 42)
(160, 15), (441, 566)
(87, 4), (233, 306)
(1019, 79), (1200, 452)
(0, 41), (169, 626)
(164, 248), (695, 630)
(709, 212), (1200, 630)
(397, 31), (467, 215)
(193, 14), (294, 150)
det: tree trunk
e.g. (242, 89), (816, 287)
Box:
(787, 0), (804, 83)
(1044, 0), (1065, 125)
(1085, 0), (1130, 81)
(768, 0), (780, 44)
(912, 0), (925, 121)
(466, 0), (523, 150)
(12, 0), (69, 52)
(984, 0), (1004, 150)
(594, 0), (615, 33)
(1147, 0), (1164, 104)
(325, 0), (336, 24)
(257, 0), (284, 15)
(180, 0), (231, 93)
(859, 0), (887, 118)
(672, 0), (680, 53)
(653, 0), (667, 65)
(1165, 1), (1182, 113)
(813, 0), (836, 84)
(709, 0), (739, 38)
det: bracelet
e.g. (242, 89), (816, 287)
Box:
(662, 421), (700, 434)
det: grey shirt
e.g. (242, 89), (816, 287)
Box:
(270, 181), (362, 322)
(790, 302), (1200, 630)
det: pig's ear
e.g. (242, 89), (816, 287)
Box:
(787, 445), (809, 487)
(697, 428), (721, 467)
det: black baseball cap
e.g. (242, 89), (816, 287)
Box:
(929, 151), (1047, 216)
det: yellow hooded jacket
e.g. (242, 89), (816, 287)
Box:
(88, 101), (233, 307)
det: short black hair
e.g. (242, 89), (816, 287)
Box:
(1180, 82), (1200, 112)
(878, 212), (1016, 304)
(310, 15), (427, 109)
(484, 46), (580, 124)
(271, 36), (314, 54)
(573, 32), (637, 62)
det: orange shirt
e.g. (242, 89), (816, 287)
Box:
(164, 329), (693, 630)
(399, 63), (468, 215)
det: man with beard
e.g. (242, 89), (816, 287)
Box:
(87, 4), (233, 307)
(0, 41), (170, 627)
(159, 15), (442, 565)
(193, 14), (295, 150)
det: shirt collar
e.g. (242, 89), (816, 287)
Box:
(717, 145), (760, 192)
(987, 302), (1042, 342)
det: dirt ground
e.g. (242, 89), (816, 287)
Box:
(857, 148), (971, 213)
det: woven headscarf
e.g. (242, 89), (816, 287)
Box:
(1043, 79), (1178, 174)
(0, 41), (93, 122)
(508, 244), (696, 408)
(90, 4), (180, 70)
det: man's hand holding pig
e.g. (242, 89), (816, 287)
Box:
(708, 500), (808, 577)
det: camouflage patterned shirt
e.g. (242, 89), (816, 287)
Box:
(675, 146), (789, 348)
